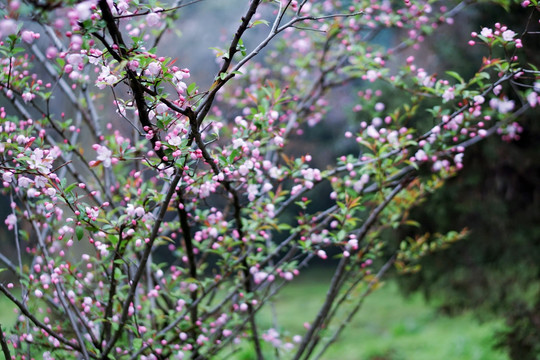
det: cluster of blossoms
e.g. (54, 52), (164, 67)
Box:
(0, 0), (537, 359)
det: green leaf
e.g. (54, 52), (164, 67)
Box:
(187, 82), (197, 94)
(228, 149), (240, 163)
(65, 183), (77, 193)
(76, 226), (84, 241)
(446, 71), (465, 84)
(133, 338), (143, 350)
(252, 19), (270, 27)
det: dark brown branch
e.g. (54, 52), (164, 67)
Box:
(0, 324), (12, 360)
(176, 188), (200, 360)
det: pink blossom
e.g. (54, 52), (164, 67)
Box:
(366, 125), (379, 139)
(126, 204), (145, 218)
(490, 97), (515, 114)
(261, 182), (273, 193)
(17, 176), (34, 189)
(2, 171), (13, 183)
(365, 70), (379, 82)
(291, 184), (303, 196)
(21, 30), (38, 44)
(46, 46), (58, 59)
(273, 135), (284, 147)
(317, 250), (328, 260)
(527, 92), (538, 107)
(480, 27), (493, 38)
(96, 66), (118, 89)
(233, 138), (245, 149)
(414, 149), (428, 162)
(473, 95), (485, 104)
(168, 134), (182, 147)
(238, 164), (249, 177)
(22, 92), (35, 103)
(146, 12), (161, 27)
(146, 61), (162, 76)
(28, 148), (54, 173)
(5, 214), (16, 230)
(156, 103), (168, 114)
(0, 19), (18, 38)
(74, 1), (95, 21)
(442, 87), (455, 102)
(253, 271), (268, 284)
(247, 184), (258, 201)
(34, 176), (47, 188)
(95, 145), (112, 167)
(66, 54), (84, 66)
(502, 30), (516, 41)
(176, 81), (187, 94)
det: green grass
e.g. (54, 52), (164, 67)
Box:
(254, 269), (509, 360)
(0, 291), (18, 330)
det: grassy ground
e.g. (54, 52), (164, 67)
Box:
(253, 269), (509, 360)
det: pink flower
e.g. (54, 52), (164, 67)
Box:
(74, 1), (95, 21)
(366, 125), (379, 139)
(490, 97), (515, 114)
(247, 184), (258, 201)
(146, 12), (161, 27)
(365, 70), (379, 82)
(0, 19), (17, 38)
(28, 148), (54, 173)
(22, 92), (35, 103)
(502, 30), (516, 41)
(2, 171), (13, 183)
(473, 95), (485, 104)
(21, 30), (38, 44)
(18, 176), (33, 188)
(146, 61), (162, 76)
(96, 66), (118, 89)
(5, 214), (16, 230)
(442, 87), (455, 102)
(414, 149), (428, 162)
(527, 92), (538, 107)
(156, 103), (168, 114)
(46, 46), (58, 59)
(95, 145), (112, 167)
(168, 135), (182, 147)
(480, 27), (493, 38)
(66, 54), (84, 66)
